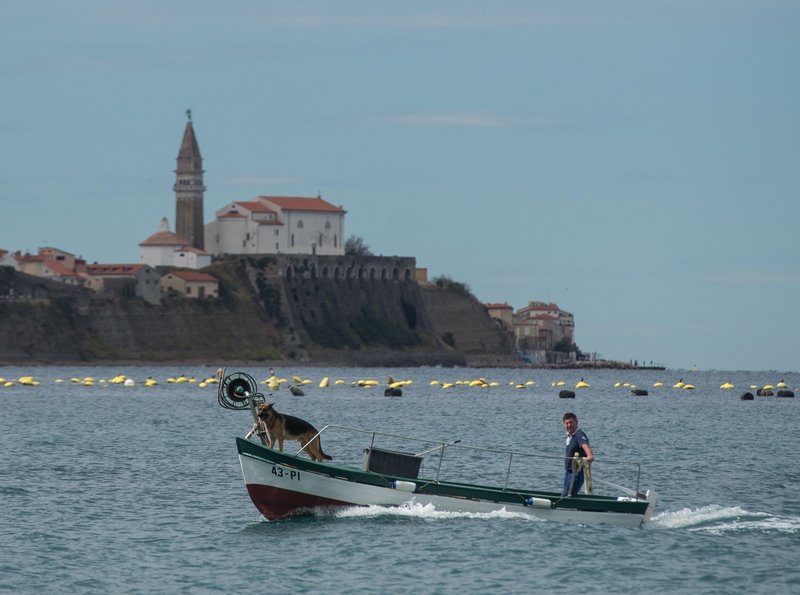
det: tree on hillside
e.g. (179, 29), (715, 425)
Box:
(553, 337), (583, 358)
(345, 235), (373, 256)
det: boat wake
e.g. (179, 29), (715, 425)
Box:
(333, 500), (542, 522)
(652, 505), (800, 534)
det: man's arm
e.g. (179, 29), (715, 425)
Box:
(582, 442), (595, 463)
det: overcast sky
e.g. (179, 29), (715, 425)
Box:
(2, 1), (798, 372)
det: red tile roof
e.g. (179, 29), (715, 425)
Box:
(239, 201), (277, 213)
(259, 196), (345, 213)
(140, 230), (190, 246)
(86, 264), (146, 276)
(219, 212), (247, 219)
(170, 270), (217, 283)
(486, 303), (513, 309)
(45, 261), (77, 277)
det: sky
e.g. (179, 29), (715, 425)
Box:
(1, 1), (798, 372)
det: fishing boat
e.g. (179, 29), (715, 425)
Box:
(219, 370), (658, 528)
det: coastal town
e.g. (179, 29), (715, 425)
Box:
(1, 115), (581, 365)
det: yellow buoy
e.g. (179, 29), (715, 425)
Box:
(320, 377), (330, 388)
(720, 383), (735, 389)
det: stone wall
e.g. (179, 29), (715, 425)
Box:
(0, 258), (517, 366)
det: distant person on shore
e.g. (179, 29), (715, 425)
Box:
(562, 412), (594, 496)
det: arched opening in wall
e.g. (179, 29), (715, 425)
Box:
(381, 269), (388, 280)
(310, 266), (317, 279)
(321, 266), (329, 278)
(346, 266), (353, 279)
(335, 267), (342, 279)
(404, 269), (412, 280)
(392, 267), (400, 280)
(369, 267), (376, 280)
(285, 266), (293, 280)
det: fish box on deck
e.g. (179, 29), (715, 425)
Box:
(363, 446), (423, 479)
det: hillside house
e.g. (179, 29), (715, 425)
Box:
(160, 270), (218, 299)
(81, 263), (161, 305)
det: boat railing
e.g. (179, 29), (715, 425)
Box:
(268, 423), (644, 499)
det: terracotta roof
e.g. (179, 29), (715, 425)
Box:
(169, 270), (217, 283)
(176, 246), (209, 255)
(486, 303), (512, 309)
(259, 196), (345, 213)
(219, 212), (247, 219)
(140, 229), (190, 246)
(532, 314), (559, 320)
(239, 201), (277, 214)
(17, 254), (46, 263)
(45, 261), (77, 277)
(40, 247), (75, 257)
(86, 264), (146, 276)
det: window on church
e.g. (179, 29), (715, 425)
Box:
(297, 220), (304, 228)
(291, 234), (295, 247)
(325, 221), (331, 229)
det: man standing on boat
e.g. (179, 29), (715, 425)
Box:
(562, 412), (594, 496)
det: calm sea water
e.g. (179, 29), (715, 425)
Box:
(1, 365), (798, 594)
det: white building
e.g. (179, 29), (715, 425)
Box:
(204, 195), (346, 256)
(139, 218), (212, 269)
(0, 249), (19, 270)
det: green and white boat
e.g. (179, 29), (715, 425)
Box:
(220, 371), (658, 528)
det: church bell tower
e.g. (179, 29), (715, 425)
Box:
(174, 109), (205, 250)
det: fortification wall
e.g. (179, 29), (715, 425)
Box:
(0, 258), (517, 366)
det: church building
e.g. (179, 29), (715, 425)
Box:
(204, 195), (346, 256)
(141, 112), (347, 264)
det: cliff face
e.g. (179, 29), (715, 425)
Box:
(0, 259), (516, 366)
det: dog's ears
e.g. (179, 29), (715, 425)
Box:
(267, 402), (274, 408)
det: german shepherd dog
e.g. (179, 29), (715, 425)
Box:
(256, 403), (332, 462)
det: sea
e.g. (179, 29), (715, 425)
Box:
(1, 365), (798, 594)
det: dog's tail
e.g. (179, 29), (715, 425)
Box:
(321, 449), (333, 461)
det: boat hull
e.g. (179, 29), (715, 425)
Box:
(237, 438), (655, 528)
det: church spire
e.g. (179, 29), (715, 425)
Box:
(174, 110), (205, 250)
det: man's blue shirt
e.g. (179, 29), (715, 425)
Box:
(564, 429), (590, 470)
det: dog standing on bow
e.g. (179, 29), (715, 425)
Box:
(256, 402), (332, 462)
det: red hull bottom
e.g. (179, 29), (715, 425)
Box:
(246, 483), (352, 520)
